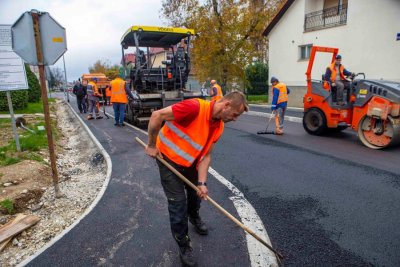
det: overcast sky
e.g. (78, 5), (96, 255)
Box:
(0, 0), (165, 81)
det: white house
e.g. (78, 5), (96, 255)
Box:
(263, 0), (400, 107)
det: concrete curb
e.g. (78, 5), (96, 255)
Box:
(18, 100), (113, 267)
(248, 110), (303, 123)
(249, 104), (303, 112)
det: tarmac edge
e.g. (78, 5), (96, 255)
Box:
(18, 99), (113, 267)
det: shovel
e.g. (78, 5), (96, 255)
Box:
(257, 110), (275, 135)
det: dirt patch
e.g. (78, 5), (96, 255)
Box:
(0, 99), (107, 267)
(0, 161), (51, 209)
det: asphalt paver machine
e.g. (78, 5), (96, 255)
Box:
(120, 26), (203, 126)
(303, 46), (400, 149)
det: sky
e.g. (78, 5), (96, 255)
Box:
(0, 0), (165, 81)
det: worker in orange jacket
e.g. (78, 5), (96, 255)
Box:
(110, 74), (134, 127)
(209, 79), (223, 101)
(145, 91), (248, 266)
(323, 54), (354, 105)
(271, 77), (290, 135)
(87, 77), (103, 120)
(105, 85), (112, 106)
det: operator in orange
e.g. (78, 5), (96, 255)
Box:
(105, 85), (112, 106)
(110, 73), (134, 127)
(87, 77), (103, 120)
(209, 79), (223, 101)
(270, 76), (290, 135)
(145, 91), (248, 267)
(324, 54), (355, 105)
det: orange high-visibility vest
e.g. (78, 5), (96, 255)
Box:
(105, 87), (111, 97)
(156, 99), (225, 167)
(273, 83), (288, 104)
(110, 78), (128, 104)
(323, 63), (346, 89)
(211, 84), (223, 102)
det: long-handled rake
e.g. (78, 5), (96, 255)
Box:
(135, 137), (284, 264)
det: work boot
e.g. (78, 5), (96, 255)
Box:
(87, 114), (94, 120)
(96, 115), (103, 119)
(275, 128), (283, 135)
(177, 236), (197, 267)
(189, 215), (208, 235)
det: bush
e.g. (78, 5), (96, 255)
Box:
(26, 64), (41, 103)
(0, 90), (29, 111)
(245, 62), (269, 95)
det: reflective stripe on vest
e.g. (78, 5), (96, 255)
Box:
(273, 83), (288, 104)
(87, 82), (100, 96)
(157, 99), (224, 167)
(211, 84), (223, 102)
(110, 78), (128, 103)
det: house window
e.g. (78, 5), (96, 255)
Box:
(299, 44), (313, 60)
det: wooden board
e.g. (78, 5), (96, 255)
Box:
(0, 214), (40, 244)
(0, 214), (27, 252)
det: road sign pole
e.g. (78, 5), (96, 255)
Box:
(6, 91), (21, 152)
(62, 55), (69, 102)
(31, 11), (62, 198)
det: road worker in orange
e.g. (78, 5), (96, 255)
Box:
(145, 91), (248, 267)
(323, 54), (354, 105)
(270, 77), (290, 135)
(110, 73), (134, 127)
(87, 77), (103, 120)
(209, 79), (223, 101)
(105, 85), (112, 106)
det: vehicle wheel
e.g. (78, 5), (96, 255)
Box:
(357, 115), (400, 149)
(303, 108), (327, 135)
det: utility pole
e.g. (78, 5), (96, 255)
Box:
(63, 55), (69, 102)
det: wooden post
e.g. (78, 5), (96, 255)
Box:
(31, 11), (62, 198)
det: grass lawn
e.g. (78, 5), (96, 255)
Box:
(0, 98), (55, 115)
(246, 95), (268, 104)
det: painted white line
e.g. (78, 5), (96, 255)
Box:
(209, 168), (278, 267)
(18, 101), (113, 267)
(248, 110), (303, 123)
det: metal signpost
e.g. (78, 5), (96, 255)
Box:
(12, 10), (67, 198)
(0, 24), (29, 152)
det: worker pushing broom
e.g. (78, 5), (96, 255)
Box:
(258, 77), (290, 135)
(139, 91), (283, 266)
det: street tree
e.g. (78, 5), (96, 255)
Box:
(161, 0), (284, 89)
(89, 60), (120, 80)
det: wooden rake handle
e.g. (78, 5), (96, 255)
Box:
(135, 137), (284, 260)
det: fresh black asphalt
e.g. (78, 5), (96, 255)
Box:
(27, 97), (250, 267)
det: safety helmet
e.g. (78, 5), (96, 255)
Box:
(93, 77), (98, 81)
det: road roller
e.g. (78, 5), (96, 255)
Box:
(303, 46), (400, 149)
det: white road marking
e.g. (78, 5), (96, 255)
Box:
(209, 168), (278, 267)
(248, 110), (303, 123)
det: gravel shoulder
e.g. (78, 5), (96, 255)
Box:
(0, 100), (107, 267)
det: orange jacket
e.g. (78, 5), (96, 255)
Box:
(105, 87), (111, 97)
(211, 84), (223, 102)
(323, 63), (346, 89)
(110, 78), (128, 104)
(156, 99), (224, 168)
(273, 83), (288, 104)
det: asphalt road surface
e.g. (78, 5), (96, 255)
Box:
(29, 95), (399, 266)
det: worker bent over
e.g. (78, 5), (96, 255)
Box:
(270, 77), (290, 135)
(145, 91), (248, 266)
(86, 77), (103, 120)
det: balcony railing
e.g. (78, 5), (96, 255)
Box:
(304, 4), (348, 32)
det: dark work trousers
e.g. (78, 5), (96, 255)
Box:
(333, 80), (350, 102)
(112, 103), (126, 125)
(156, 156), (201, 244)
(77, 96), (87, 113)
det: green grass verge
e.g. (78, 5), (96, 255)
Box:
(246, 95), (268, 104)
(0, 98), (55, 114)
